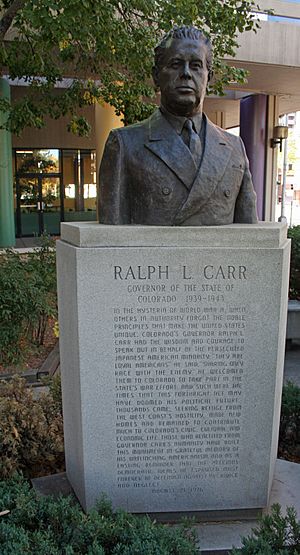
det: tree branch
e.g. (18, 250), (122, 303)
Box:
(0, 0), (27, 40)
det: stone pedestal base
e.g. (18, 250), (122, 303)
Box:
(57, 223), (290, 512)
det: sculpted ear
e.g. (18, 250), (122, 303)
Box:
(152, 66), (160, 90)
(208, 69), (214, 82)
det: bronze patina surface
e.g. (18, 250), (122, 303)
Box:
(98, 26), (258, 226)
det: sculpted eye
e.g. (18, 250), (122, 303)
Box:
(169, 60), (181, 68)
(191, 61), (203, 70)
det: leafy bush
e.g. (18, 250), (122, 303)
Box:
(0, 375), (64, 479)
(0, 475), (199, 555)
(278, 381), (300, 462)
(287, 225), (300, 299)
(0, 235), (57, 365)
(232, 504), (300, 554)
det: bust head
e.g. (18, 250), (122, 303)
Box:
(152, 26), (213, 118)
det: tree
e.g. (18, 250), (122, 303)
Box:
(0, 0), (261, 134)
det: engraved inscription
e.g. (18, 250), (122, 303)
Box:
(112, 264), (247, 494)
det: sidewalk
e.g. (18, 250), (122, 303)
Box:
(15, 237), (45, 248)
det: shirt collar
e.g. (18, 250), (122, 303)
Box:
(160, 105), (203, 135)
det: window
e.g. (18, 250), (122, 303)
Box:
(62, 149), (97, 221)
(16, 149), (60, 174)
(13, 147), (97, 236)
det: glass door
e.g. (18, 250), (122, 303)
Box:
(17, 176), (42, 236)
(42, 176), (61, 235)
(16, 175), (61, 236)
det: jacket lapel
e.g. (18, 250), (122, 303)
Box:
(174, 117), (233, 224)
(144, 110), (197, 191)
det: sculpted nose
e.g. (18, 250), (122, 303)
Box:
(181, 62), (192, 79)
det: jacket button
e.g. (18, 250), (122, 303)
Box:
(224, 189), (231, 198)
(162, 187), (171, 195)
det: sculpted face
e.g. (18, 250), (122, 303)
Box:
(154, 38), (209, 117)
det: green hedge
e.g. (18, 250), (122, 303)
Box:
(0, 376), (64, 479)
(232, 504), (300, 554)
(0, 475), (199, 555)
(1, 478), (300, 555)
(278, 381), (300, 462)
(0, 236), (57, 365)
(287, 225), (300, 300)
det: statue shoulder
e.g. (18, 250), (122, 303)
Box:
(206, 117), (245, 155)
(111, 110), (157, 139)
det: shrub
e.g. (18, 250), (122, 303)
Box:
(278, 381), (300, 462)
(231, 503), (300, 554)
(0, 235), (57, 366)
(0, 475), (199, 555)
(287, 225), (300, 300)
(0, 375), (64, 479)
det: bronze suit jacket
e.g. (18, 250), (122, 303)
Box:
(98, 109), (258, 225)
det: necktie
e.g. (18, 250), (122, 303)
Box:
(182, 118), (201, 162)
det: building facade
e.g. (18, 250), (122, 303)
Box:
(1, 0), (300, 246)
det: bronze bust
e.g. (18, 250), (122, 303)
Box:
(98, 26), (258, 226)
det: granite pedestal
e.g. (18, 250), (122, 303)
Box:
(57, 222), (290, 513)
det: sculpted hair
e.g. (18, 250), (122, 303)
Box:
(153, 25), (213, 80)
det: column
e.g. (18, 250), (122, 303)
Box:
(240, 94), (267, 222)
(264, 96), (279, 222)
(0, 78), (15, 247)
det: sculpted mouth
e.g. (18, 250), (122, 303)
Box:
(176, 86), (195, 92)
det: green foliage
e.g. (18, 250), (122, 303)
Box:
(0, 0), (262, 132)
(0, 375), (64, 479)
(231, 504), (300, 554)
(0, 235), (57, 365)
(278, 381), (300, 461)
(46, 371), (63, 414)
(0, 475), (199, 554)
(287, 226), (300, 300)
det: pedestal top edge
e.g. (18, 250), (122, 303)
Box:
(60, 221), (288, 249)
